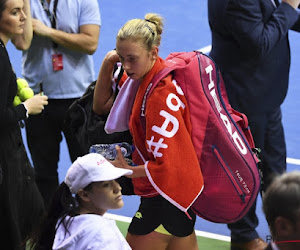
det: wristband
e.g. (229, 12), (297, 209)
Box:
(22, 102), (29, 118)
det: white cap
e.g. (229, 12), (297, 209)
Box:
(65, 153), (133, 194)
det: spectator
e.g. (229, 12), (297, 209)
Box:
(0, 0), (48, 248)
(93, 13), (202, 250)
(208, 0), (300, 249)
(28, 153), (132, 250)
(21, 0), (101, 209)
(263, 171), (300, 250)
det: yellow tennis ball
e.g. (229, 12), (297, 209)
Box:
(19, 87), (34, 101)
(13, 95), (22, 106)
(17, 78), (29, 95)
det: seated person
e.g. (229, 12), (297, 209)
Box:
(28, 153), (133, 250)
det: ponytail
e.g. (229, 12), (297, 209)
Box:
(28, 182), (79, 250)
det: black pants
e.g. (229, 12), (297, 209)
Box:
(229, 107), (286, 242)
(0, 128), (44, 250)
(25, 99), (83, 209)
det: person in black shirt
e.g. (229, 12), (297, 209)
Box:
(0, 0), (48, 248)
(208, 0), (300, 249)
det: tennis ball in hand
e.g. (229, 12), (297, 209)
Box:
(19, 87), (34, 101)
(17, 78), (29, 95)
(13, 95), (22, 106)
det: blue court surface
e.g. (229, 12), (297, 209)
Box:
(7, 0), (300, 244)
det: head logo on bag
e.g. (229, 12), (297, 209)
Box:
(205, 64), (247, 155)
(141, 51), (260, 223)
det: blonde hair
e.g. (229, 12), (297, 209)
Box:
(117, 13), (164, 51)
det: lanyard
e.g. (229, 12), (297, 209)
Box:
(40, 0), (59, 48)
(0, 38), (4, 48)
(271, 0), (280, 7)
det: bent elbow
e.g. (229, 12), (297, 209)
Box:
(86, 31), (99, 54)
(86, 42), (98, 55)
(12, 40), (31, 51)
(16, 44), (30, 51)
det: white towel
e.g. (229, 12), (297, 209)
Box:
(105, 78), (140, 134)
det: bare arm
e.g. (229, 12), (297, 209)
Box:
(11, 0), (33, 50)
(93, 50), (121, 115)
(32, 20), (100, 55)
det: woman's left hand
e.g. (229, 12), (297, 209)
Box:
(112, 145), (147, 178)
(111, 146), (147, 178)
(111, 145), (131, 170)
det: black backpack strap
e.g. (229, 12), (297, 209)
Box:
(113, 64), (125, 100)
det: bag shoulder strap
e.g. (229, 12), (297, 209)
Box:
(140, 67), (174, 134)
(141, 67), (173, 116)
(141, 51), (201, 119)
(113, 63), (125, 100)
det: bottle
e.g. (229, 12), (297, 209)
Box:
(89, 142), (133, 160)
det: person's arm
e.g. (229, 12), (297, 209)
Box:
(287, 0), (300, 31)
(0, 51), (48, 128)
(11, 0), (33, 50)
(225, 0), (300, 58)
(93, 50), (120, 115)
(32, 20), (100, 55)
(284, 0), (300, 9)
(291, 15), (300, 32)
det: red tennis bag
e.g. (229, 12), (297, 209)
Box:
(141, 51), (260, 223)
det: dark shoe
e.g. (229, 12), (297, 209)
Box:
(231, 238), (268, 250)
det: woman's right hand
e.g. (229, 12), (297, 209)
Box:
(24, 94), (48, 115)
(101, 49), (121, 71)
